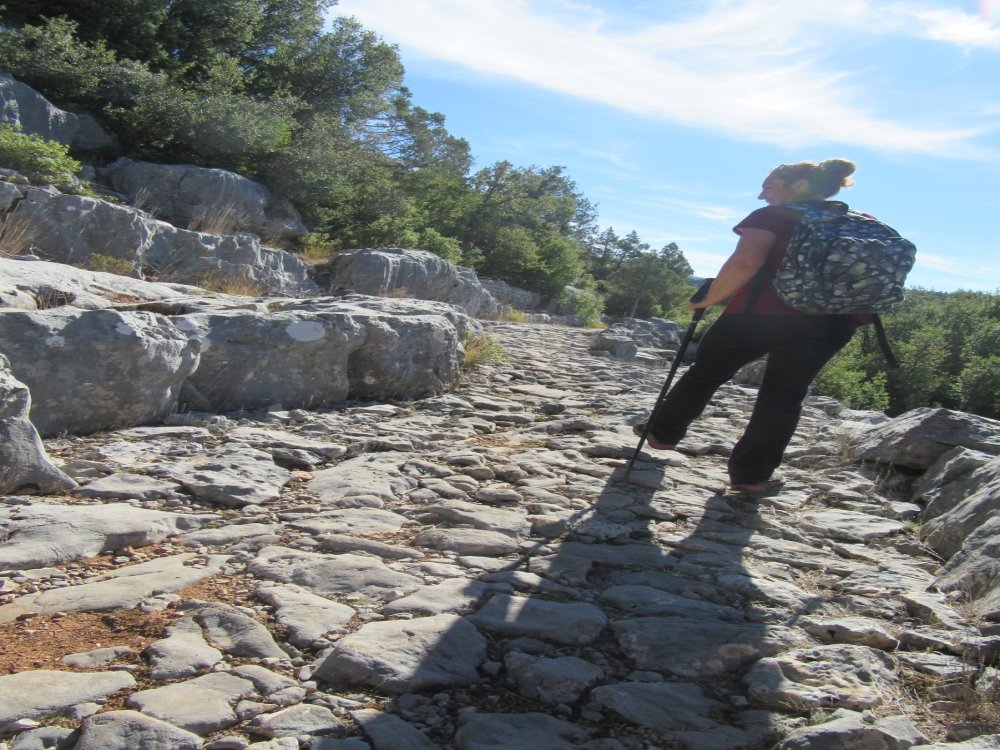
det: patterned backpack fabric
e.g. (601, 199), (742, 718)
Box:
(772, 201), (916, 314)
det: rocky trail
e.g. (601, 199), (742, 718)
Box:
(1, 321), (998, 750)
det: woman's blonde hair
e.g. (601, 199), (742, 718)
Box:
(768, 158), (856, 198)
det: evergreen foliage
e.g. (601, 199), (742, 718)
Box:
(0, 123), (80, 183)
(813, 289), (1000, 419)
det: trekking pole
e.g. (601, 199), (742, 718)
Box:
(622, 278), (714, 482)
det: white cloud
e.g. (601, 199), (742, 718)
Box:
(906, 252), (1000, 291)
(332, 0), (994, 158)
(887, 4), (1000, 48)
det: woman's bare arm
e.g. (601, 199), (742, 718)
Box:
(691, 228), (776, 309)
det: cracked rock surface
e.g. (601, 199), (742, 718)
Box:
(1, 321), (999, 750)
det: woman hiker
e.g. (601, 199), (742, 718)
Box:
(638, 158), (867, 494)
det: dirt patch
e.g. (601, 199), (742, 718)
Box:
(0, 573), (268, 676)
(0, 609), (172, 675)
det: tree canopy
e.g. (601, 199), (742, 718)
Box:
(813, 289), (1000, 419)
(0, 0), (700, 307)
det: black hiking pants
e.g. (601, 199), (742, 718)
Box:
(649, 312), (860, 485)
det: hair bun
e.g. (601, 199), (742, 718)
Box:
(820, 158), (856, 181)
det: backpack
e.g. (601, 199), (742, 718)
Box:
(772, 201), (916, 315)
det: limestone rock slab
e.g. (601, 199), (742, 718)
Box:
(590, 681), (725, 731)
(0, 553), (228, 621)
(614, 617), (806, 677)
(158, 446), (292, 507)
(745, 644), (898, 710)
(313, 613), (486, 694)
(73, 710), (203, 750)
(179, 601), (288, 660)
(248, 546), (421, 600)
(468, 594), (608, 645)
(0, 502), (201, 569)
(127, 672), (257, 735)
(255, 583), (356, 647)
(454, 712), (589, 750)
(0, 670), (136, 725)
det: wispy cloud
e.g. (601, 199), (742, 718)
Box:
(909, 251), (1000, 291)
(333, 0), (996, 158)
(888, 3), (1000, 48)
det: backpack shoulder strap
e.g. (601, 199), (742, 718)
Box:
(743, 203), (812, 314)
(872, 314), (899, 368)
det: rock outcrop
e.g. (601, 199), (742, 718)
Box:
(0, 72), (570, 323)
(102, 158), (309, 240)
(315, 248), (503, 318)
(0, 258), (474, 436)
(0, 353), (77, 494)
(589, 317), (685, 363)
(5, 185), (318, 296)
(0, 71), (117, 152)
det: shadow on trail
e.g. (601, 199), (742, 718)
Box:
(313, 436), (822, 749)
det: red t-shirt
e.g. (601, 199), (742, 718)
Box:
(726, 204), (808, 315)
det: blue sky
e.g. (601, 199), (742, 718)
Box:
(331, 0), (999, 293)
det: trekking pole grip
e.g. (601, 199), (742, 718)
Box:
(689, 278), (714, 318)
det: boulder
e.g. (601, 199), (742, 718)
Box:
(588, 329), (638, 360)
(855, 407), (1000, 470)
(102, 157), (308, 239)
(178, 295), (469, 412)
(933, 514), (1000, 621)
(589, 317), (687, 363)
(7, 186), (316, 296)
(0, 71), (117, 152)
(919, 455), (1000, 558)
(480, 277), (541, 311)
(316, 248), (501, 317)
(912, 447), (996, 514)
(0, 353), (77, 494)
(0, 307), (200, 437)
(734, 358), (768, 386)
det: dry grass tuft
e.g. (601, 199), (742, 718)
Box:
(0, 214), (41, 258)
(188, 202), (250, 236)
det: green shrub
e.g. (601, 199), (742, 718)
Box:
(84, 253), (134, 276)
(416, 228), (463, 264)
(559, 287), (605, 327)
(0, 17), (118, 105)
(0, 124), (80, 184)
(500, 310), (528, 323)
(105, 69), (297, 171)
(813, 354), (891, 413)
(297, 232), (339, 263)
